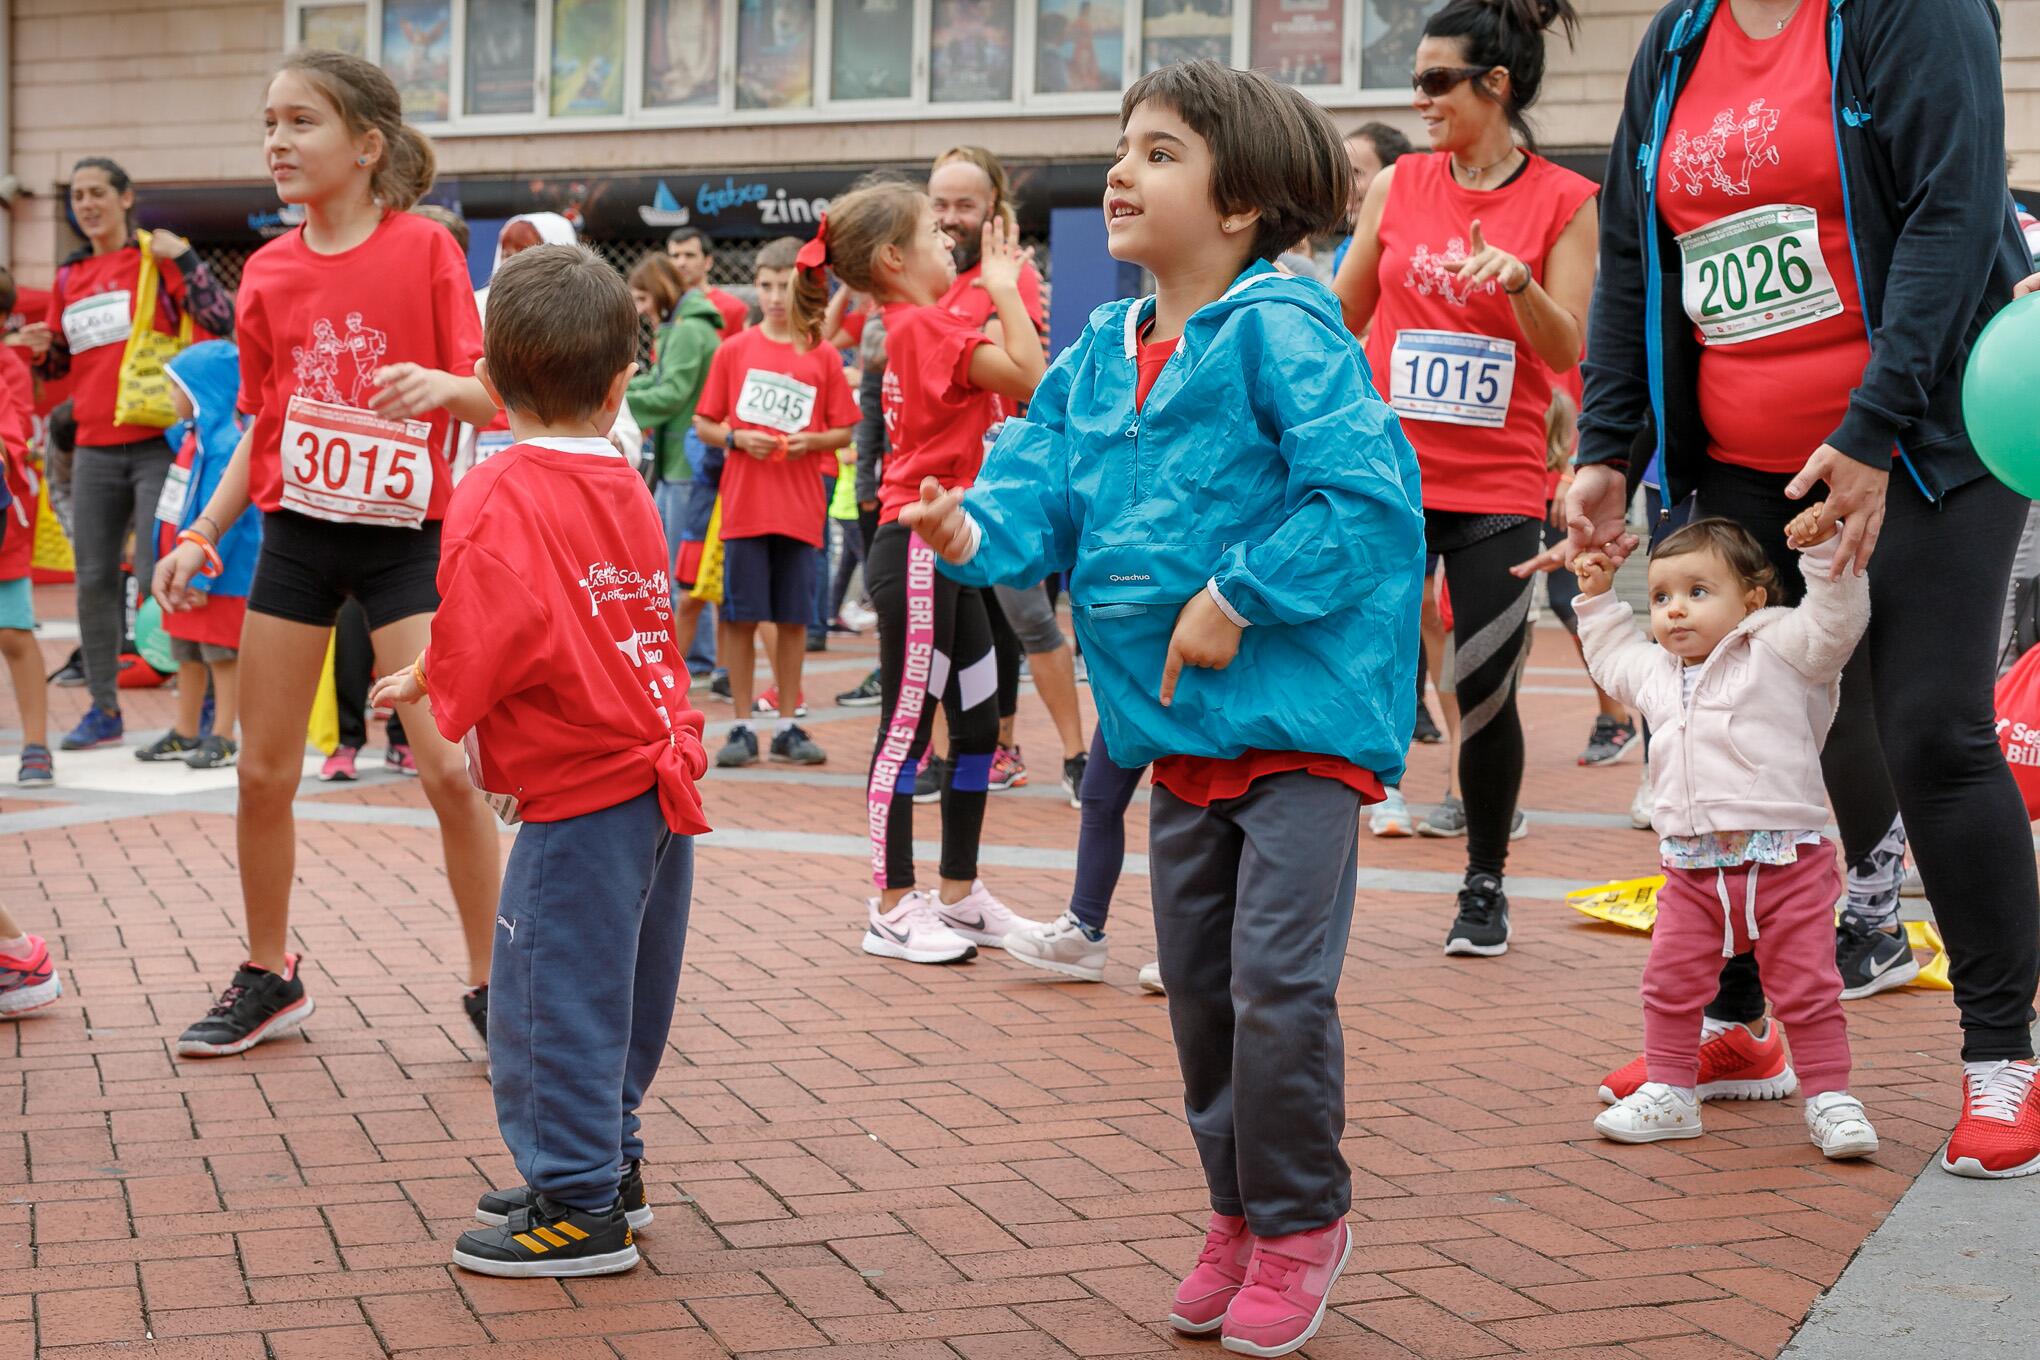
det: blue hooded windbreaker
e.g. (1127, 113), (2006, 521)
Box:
(165, 340), (261, 600)
(941, 263), (1426, 783)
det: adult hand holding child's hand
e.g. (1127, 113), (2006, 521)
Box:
(1571, 550), (1616, 598)
(898, 476), (974, 562)
(1785, 500), (1837, 551)
(1160, 591), (1242, 707)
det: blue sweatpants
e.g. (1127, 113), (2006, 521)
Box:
(490, 788), (694, 1212)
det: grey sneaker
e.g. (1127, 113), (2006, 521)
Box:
(1136, 961), (1165, 995)
(184, 734), (239, 769)
(16, 744), (53, 786)
(769, 725), (826, 765)
(1418, 795), (1467, 837)
(1004, 911), (1107, 982)
(716, 726), (759, 768)
(912, 754), (948, 804)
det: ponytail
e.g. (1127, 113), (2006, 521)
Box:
(279, 48), (437, 210)
(786, 178), (925, 343)
(1423, 0), (1578, 149)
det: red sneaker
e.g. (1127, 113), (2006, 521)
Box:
(1169, 1213), (1254, 1335)
(1598, 1018), (1798, 1104)
(1221, 1219), (1351, 1357)
(1942, 1060), (2040, 1179)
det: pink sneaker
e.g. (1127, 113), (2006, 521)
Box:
(1221, 1219), (1352, 1357)
(0, 936), (62, 1016)
(1169, 1213), (1254, 1335)
(932, 880), (1042, 949)
(319, 745), (360, 782)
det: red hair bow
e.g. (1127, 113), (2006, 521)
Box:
(795, 215), (830, 275)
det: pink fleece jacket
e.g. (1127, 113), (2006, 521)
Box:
(1576, 536), (1869, 838)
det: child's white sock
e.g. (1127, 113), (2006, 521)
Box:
(776, 718), (796, 733)
(1700, 1015), (1737, 1039)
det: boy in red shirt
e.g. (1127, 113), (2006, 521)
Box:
(372, 245), (708, 1280)
(693, 237), (859, 769)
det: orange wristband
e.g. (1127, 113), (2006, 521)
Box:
(409, 656), (429, 696)
(176, 529), (223, 579)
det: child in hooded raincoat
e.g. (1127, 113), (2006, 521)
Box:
(136, 340), (261, 769)
(904, 62), (1423, 1358)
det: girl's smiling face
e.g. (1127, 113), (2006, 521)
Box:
(1105, 100), (1236, 271)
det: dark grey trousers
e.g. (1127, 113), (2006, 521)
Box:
(72, 438), (175, 711)
(1150, 770), (1361, 1238)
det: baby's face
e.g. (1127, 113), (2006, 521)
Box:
(1647, 548), (1766, 663)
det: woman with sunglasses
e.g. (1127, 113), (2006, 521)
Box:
(1332, 0), (1595, 958)
(1540, 0), (2039, 1180)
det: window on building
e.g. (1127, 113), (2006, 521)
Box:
(282, 0), (1434, 127)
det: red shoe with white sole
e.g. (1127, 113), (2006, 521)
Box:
(1942, 1060), (2040, 1179)
(1599, 1018), (1798, 1104)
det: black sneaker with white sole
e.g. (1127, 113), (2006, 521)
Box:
(464, 984), (488, 1041)
(912, 754), (948, 804)
(837, 669), (883, 707)
(1836, 919), (1920, 999)
(176, 954), (316, 1057)
(1062, 752), (1087, 810)
(1443, 874), (1511, 957)
(453, 1194), (639, 1278)
(477, 1160), (653, 1230)
(769, 725), (827, 765)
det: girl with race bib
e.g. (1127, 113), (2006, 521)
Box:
(21, 158), (235, 752)
(1333, 0), (1596, 958)
(1555, 0), (2040, 1181)
(786, 181), (1046, 967)
(153, 49), (504, 1058)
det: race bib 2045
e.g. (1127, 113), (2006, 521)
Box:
(1677, 203), (1842, 346)
(734, 369), (817, 434)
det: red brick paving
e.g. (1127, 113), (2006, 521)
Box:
(0, 586), (1991, 1356)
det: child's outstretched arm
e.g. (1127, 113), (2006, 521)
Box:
(1573, 556), (1661, 716)
(1767, 502), (1871, 682)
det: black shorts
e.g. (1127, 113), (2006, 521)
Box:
(247, 510), (443, 630)
(721, 533), (816, 624)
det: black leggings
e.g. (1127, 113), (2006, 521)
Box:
(1068, 727), (1149, 932)
(1694, 461), (2038, 1060)
(1429, 514), (1542, 880)
(864, 523), (1000, 891)
(334, 598), (407, 751)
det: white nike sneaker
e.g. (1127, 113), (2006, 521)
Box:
(1805, 1091), (1879, 1160)
(1137, 961), (1166, 995)
(1629, 761), (1655, 831)
(1004, 911), (1108, 981)
(1594, 1082), (1703, 1144)
(862, 893), (977, 965)
(933, 881), (1040, 948)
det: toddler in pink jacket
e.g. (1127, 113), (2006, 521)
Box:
(1573, 504), (1878, 1161)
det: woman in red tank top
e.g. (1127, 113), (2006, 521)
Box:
(1332, 0), (1597, 958)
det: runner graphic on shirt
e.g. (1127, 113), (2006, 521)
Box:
(1404, 239), (1485, 307)
(288, 314), (392, 407)
(1667, 99), (1781, 198)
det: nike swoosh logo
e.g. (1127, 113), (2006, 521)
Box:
(945, 911), (986, 931)
(873, 920), (912, 945)
(1863, 950), (1907, 977)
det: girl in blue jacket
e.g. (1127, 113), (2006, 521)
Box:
(905, 61), (1423, 1359)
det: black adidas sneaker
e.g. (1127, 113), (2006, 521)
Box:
(453, 1195), (639, 1278)
(476, 1160), (652, 1231)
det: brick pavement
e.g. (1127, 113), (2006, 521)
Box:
(0, 584), (1998, 1358)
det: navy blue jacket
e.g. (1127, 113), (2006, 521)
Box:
(1579, 0), (2027, 503)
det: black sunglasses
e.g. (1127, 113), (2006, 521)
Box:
(1411, 65), (1494, 97)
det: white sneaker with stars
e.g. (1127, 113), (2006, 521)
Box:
(1594, 1081), (1703, 1143)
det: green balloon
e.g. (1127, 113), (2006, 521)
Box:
(1965, 292), (2040, 499)
(133, 597), (175, 675)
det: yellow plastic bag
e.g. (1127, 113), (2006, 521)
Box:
(308, 636), (339, 756)
(112, 230), (194, 430)
(1905, 920), (1953, 990)
(688, 497), (725, 603)
(1568, 875), (1664, 932)
(31, 475), (71, 575)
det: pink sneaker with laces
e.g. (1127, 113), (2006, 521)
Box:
(1221, 1219), (1352, 1357)
(1169, 1212), (1254, 1335)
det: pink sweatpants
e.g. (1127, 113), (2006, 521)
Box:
(1640, 842), (1852, 1097)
